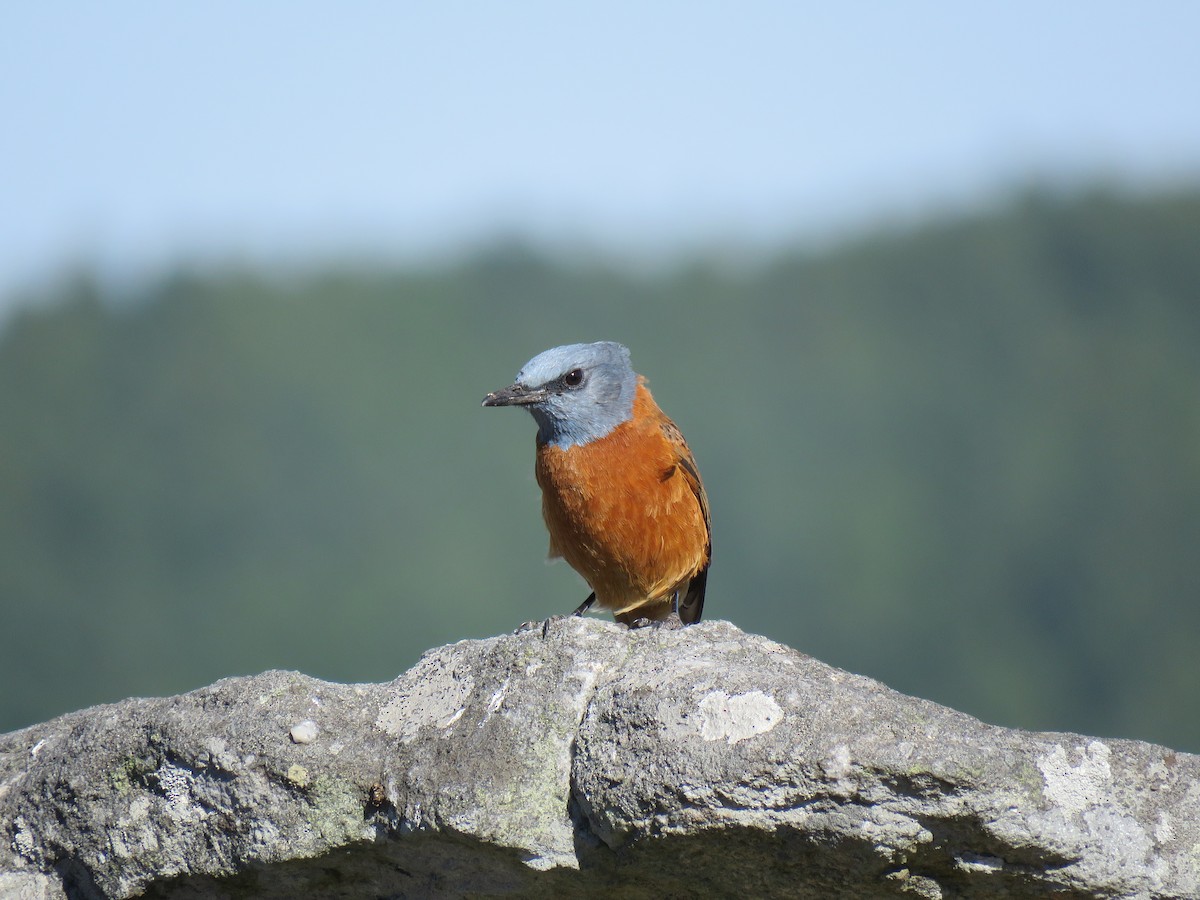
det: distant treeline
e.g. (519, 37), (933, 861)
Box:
(2, 184), (1198, 752)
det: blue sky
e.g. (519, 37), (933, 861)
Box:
(3, 2), (1199, 307)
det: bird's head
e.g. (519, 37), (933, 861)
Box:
(483, 341), (637, 449)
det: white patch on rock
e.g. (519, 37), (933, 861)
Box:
(822, 744), (853, 780)
(0, 874), (61, 898)
(955, 853), (1005, 873)
(567, 663), (603, 723)
(289, 720), (319, 744)
(12, 816), (36, 858)
(375, 672), (475, 742)
(696, 690), (783, 744)
(1082, 805), (1155, 883)
(152, 763), (207, 822)
(1038, 741), (1112, 815)
(123, 796), (151, 823)
(1154, 811), (1174, 844)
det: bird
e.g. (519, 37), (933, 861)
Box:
(483, 341), (710, 625)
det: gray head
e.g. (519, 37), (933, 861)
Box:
(482, 341), (637, 449)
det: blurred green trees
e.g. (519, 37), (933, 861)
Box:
(2, 185), (1198, 752)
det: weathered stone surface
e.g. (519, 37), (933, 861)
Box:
(1, 618), (1197, 899)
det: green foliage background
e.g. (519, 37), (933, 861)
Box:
(3, 186), (1198, 751)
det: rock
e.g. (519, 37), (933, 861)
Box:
(1, 618), (1197, 899)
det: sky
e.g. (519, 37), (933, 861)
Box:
(3, 2), (1199, 309)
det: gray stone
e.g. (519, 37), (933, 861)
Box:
(1, 618), (1197, 899)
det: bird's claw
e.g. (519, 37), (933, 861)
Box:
(516, 615), (570, 639)
(621, 613), (686, 631)
(540, 614), (571, 638)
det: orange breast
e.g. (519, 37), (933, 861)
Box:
(534, 382), (709, 619)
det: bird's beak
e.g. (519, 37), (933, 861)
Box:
(482, 383), (546, 407)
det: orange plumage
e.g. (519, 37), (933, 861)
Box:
(536, 379), (709, 623)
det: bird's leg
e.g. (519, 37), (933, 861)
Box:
(572, 592), (596, 617)
(647, 591), (684, 630)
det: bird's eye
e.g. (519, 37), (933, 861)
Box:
(563, 368), (584, 388)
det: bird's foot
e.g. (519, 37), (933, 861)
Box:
(515, 615), (571, 639)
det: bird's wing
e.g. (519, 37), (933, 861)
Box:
(660, 418), (710, 624)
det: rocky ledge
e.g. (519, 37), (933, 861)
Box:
(1, 618), (1197, 899)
